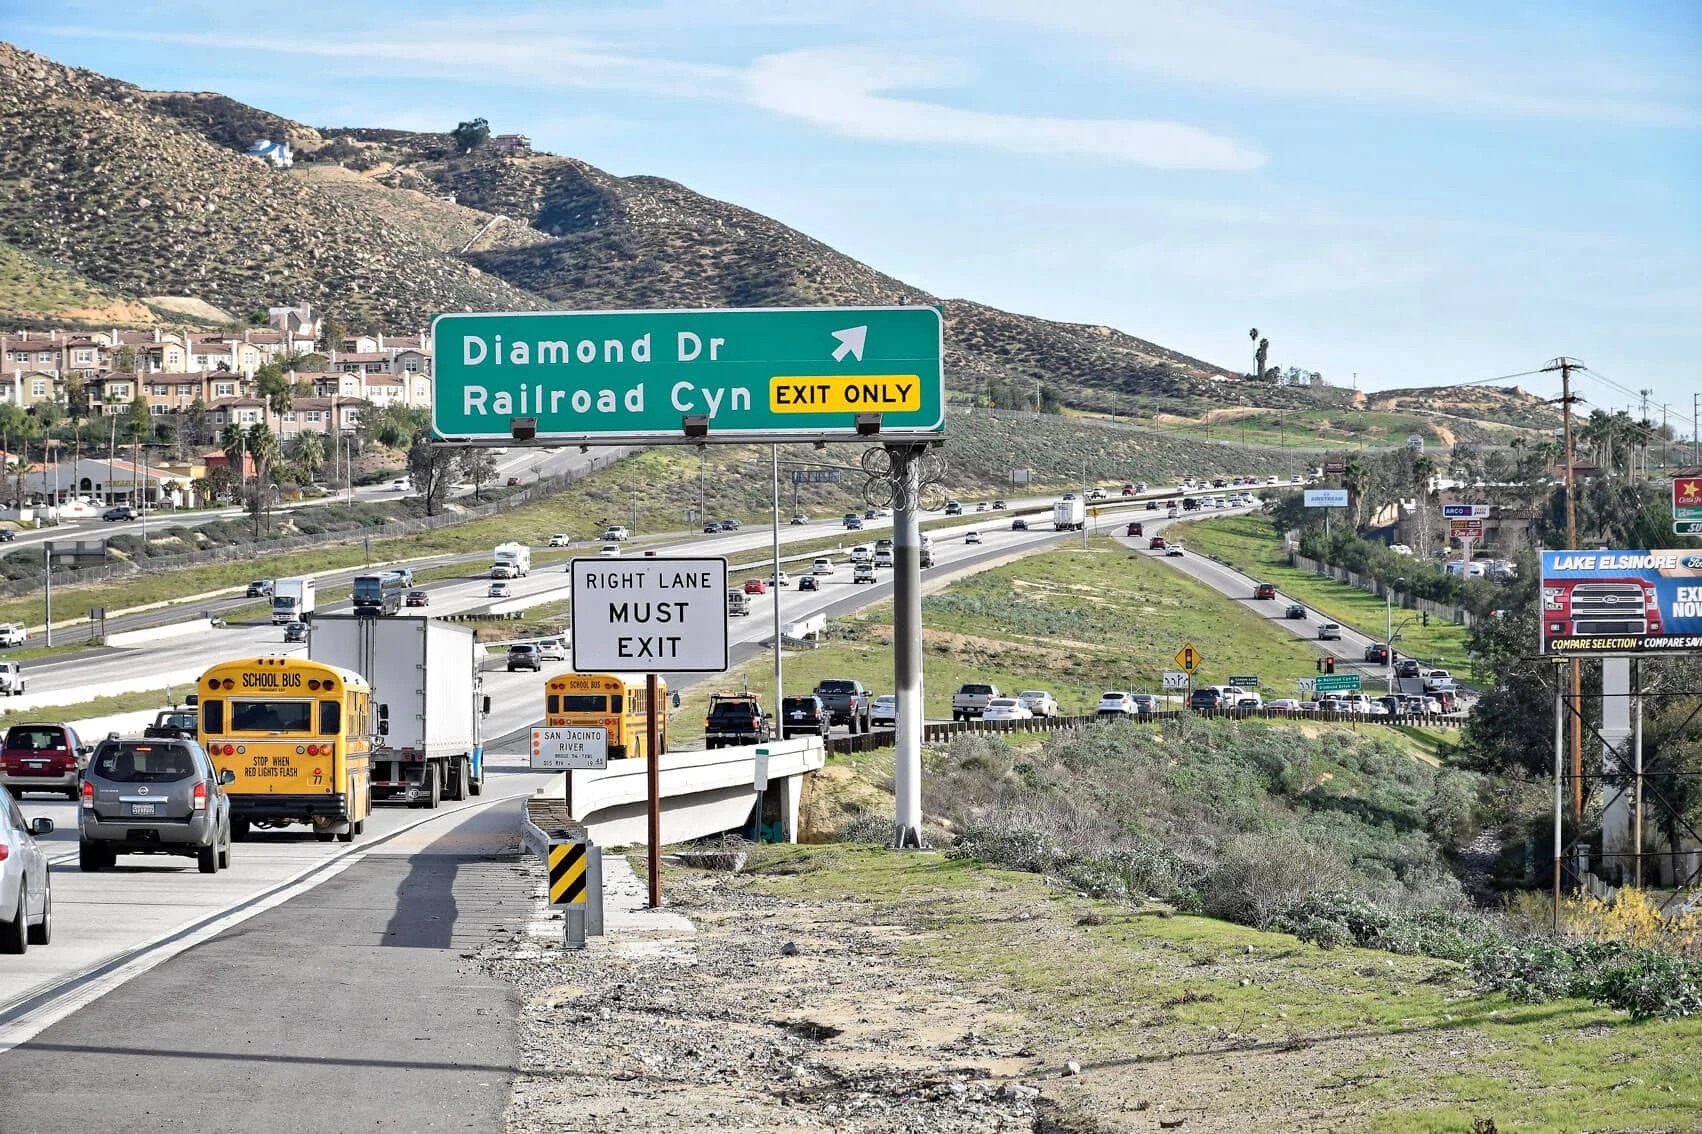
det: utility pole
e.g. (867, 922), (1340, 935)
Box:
(43, 545), (52, 648)
(1545, 356), (1585, 822)
(1695, 392), (1700, 466)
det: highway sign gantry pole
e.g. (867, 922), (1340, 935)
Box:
(892, 445), (925, 849)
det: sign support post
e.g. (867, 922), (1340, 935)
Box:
(646, 672), (661, 908)
(892, 445), (924, 849)
(569, 555), (728, 911)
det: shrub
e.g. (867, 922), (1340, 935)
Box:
(1201, 831), (1356, 928)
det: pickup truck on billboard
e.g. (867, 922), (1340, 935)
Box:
(1541, 550), (1702, 655)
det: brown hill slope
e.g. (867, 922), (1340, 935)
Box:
(0, 42), (540, 330)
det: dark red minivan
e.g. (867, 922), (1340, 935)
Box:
(1, 723), (87, 800)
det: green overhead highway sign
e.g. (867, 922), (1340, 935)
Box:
(1314, 674), (1362, 692)
(431, 306), (945, 445)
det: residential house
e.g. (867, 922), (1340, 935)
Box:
(488, 133), (531, 153)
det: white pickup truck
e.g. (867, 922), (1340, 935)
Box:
(0, 623), (26, 648)
(951, 682), (1001, 721)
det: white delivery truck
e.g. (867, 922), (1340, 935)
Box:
(491, 541), (532, 579)
(1053, 498), (1087, 531)
(271, 577), (316, 624)
(309, 615), (489, 807)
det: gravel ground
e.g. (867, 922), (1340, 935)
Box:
(478, 854), (1068, 1133)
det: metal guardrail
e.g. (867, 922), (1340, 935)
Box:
(826, 706), (1465, 753)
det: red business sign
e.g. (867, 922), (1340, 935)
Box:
(1674, 477), (1702, 516)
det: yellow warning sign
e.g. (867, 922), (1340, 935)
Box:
(548, 841), (587, 905)
(769, 375), (922, 414)
(1174, 642), (1203, 673)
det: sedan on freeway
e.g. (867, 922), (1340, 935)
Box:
(1096, 691), (1137, 718)
(1016, 690), (1059, 717)
(798, 576), (820, 592)
(283, 621), (309, 644)
(1285, 603), (1307, 620)
(1010, 518), (1028, 531)
(965, 531), (982, 544)
(1166, 545), (1185, 557)
(983, 697), (1033, 722)
(0, 786), (54, 951)
(405, 590), (430, 607)
(488, 581), (512, 598)
(869, 694), (897, 727)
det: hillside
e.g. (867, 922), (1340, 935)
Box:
(0, 43), (542, 330)
(0, 39), (1553, 427)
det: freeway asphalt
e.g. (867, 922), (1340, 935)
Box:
(1136, 511), (1453, 703)
(0, 795), (530, 1133)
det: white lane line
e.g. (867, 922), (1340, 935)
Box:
(0, 787), (537, 1055)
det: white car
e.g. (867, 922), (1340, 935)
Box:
(1096, 691), (1137, 717)
(1234, 693), (1264, 709)
(850, 545), (873, 563)
(390, 478), (409, 490)
(965, 531), (982, 545)
(547, 533), (570, 547)
(769, 570), (790, 588)
(1317, 622), (1343, 640)
(873, 548), (894, 569)
(869, 694), (897, 726)
(1423, 670), (1453, 692)
(811, 557), (835, 575)
(1167, 507), (1180, 519)
(487, 581), (512, 598)
(1267, 698), (1302, 711)
(1016, 690), (1059, 717)
(599, 544), (621, 557)
(536, 638), (566, 661)
(0, 789), (53, 952)
(983, 697), (1033, 721)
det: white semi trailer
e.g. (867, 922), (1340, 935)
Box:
(309, 615), (489, 807)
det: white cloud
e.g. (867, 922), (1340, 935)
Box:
(743, 47), (1264, 170)
(954, 0), (1702, 127)
(38, 19), (1261, 170)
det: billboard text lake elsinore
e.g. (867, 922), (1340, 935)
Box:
(1540, 549), (1702, 657)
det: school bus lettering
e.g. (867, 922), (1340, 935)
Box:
(242, 671), (303, 689)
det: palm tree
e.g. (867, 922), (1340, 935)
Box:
(1341, 456), (1370, 528)
(1411, 454), (1437, 555)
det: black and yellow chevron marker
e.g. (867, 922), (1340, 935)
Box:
(549, 841), (588, 905)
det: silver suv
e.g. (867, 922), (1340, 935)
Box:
(79, 738), (233, 874)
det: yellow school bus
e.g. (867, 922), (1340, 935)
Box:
(197, 656), (373, 841)
(544, 672), (668, 759)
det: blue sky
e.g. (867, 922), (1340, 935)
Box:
(8, 1), (1700, 422)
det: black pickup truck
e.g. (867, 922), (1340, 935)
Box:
(142, 709), (198, 740)
(813, 679), (872, 733)
(704, 693), (771, 749)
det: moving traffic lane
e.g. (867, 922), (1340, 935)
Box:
(0, 754), (561, 1055)
(0, 798), (523, 1134)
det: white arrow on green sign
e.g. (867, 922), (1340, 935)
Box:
(1314, 674), (1362, 692)
(430, 306), (945, 444)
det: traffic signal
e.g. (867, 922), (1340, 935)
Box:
(1422, 611), (1430, 627)
(1325, 657), (1336, 674)
(1315, 657), (1322, 673)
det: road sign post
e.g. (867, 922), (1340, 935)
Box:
(549, 837), (589, 950)
(432, 306), (945, 446)
(570, 557), (730, 907)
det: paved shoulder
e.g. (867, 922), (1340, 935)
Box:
(0, 803), (526, 1133)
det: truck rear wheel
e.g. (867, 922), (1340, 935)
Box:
(445, 757), (467, 802)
